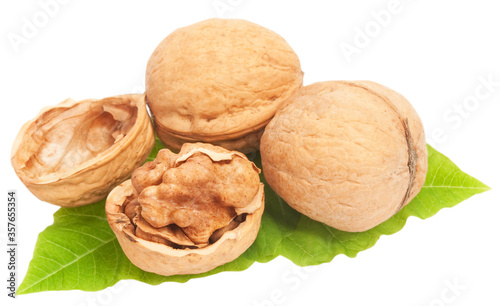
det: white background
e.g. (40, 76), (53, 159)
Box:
(1, 0), (499, 305)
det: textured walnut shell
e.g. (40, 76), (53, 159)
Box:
(106, 143), (265, 276)
(11, 94), (155, 207)
(146, 18), (303, 153)
(261, 81), (428, 232)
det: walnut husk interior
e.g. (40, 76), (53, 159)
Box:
(11, 94), (155, 206)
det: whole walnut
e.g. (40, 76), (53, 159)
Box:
(106, 143), (264, 276)
(260, 81), (428, 232)
(146, 18), (303, 153)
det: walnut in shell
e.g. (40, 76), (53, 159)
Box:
(106, 143), (264, 276)
(146, 18), (303, 153)
(260, 81), (428, 232)
(11, 94), (155, 207)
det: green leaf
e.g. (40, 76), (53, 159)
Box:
(17, 144), (490, 294)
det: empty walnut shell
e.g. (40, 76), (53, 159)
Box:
(261, 81), (428, 232)
(106, 143), (264, 276)
(146, 18), (303, 153)
(11, 94), (155, 207)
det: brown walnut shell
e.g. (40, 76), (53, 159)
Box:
(106, 143), (265, 276)
(11, 94), (155, 207)
(261, 81), (428, 232)
(146, 18), (303, 153)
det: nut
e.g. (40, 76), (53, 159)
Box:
(11, 94), (155, 207)
(146, 18), (303, 153)
(105, 143), (264, 276)
(260, 81), (428, 232)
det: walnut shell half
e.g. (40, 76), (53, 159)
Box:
(261, 81), (428, 232)
(11, 94), (155, 207)
(105, 143), (264, 276)
(146, 18), (303, 153)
